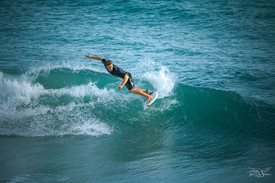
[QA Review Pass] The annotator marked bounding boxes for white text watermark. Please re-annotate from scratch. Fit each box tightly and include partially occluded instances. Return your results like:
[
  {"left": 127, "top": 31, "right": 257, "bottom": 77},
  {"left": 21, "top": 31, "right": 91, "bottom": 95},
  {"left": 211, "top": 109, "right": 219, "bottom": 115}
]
[{"left": 248, "top": 167, "right": 271, "bottom": 178}]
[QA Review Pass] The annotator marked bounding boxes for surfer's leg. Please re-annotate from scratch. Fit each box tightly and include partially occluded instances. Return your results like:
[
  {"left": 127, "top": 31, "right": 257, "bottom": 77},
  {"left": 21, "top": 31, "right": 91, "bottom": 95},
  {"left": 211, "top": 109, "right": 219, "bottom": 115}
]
[
  {"left": 130, "top": 88, "right": 152, "bottom": 102},
  {"left": 134, "top": 88, "right": 150, "bottom": 94},
  {"left": 132, "top": 88, "right": 152, "bottom": 95},
  {"left": 125, "top": 77, "right": 152, "bottom": 102}
]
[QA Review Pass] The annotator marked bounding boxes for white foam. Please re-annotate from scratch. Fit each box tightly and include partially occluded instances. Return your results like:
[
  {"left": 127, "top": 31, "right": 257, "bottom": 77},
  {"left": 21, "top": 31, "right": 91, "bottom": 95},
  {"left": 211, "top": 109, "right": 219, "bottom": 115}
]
[
  {"left": 0, "top": 72, "right": 45, "bottom": 106},
  {"left": 0, "top": 100, "right": 113, "bottom": 137},
  {"left": 0, "top": 116, "right": 112, "bottom": 137},
  {"left": 67, "top": 119, "right": 113, "bottom": 136},
  {"left": 0, "top": 72, "right": 116, "bottom": 137}
]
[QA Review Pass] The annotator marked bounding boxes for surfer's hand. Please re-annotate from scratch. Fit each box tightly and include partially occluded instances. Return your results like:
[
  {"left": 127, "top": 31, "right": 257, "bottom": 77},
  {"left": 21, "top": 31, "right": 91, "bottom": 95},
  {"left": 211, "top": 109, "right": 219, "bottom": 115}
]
[
  {"left": 118, "top": 85, "right": 123, "bottom": 90},
  {"left": 85, "top": 55, "right": 91, "bottom": 58}
]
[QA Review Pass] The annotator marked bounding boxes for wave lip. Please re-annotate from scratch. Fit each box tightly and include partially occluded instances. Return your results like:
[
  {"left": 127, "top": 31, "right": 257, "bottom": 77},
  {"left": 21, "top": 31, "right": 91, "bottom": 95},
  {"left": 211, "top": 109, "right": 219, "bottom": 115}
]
[{"left": 0, "top": 71, "right": 45, "bottom": 106}]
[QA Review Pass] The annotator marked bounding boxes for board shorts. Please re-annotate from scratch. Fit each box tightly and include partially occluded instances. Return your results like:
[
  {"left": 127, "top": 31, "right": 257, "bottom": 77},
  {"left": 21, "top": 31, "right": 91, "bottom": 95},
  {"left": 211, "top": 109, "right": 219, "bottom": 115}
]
[{"left": 125, "top": 73, "right": 135, "bottom": 91}]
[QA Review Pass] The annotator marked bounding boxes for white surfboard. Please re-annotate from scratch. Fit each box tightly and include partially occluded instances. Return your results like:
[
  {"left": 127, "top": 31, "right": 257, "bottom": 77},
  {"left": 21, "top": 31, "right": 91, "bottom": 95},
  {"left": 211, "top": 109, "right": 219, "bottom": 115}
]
[{"left": 144, "top": 92, "right": 158, "bottom": 109}]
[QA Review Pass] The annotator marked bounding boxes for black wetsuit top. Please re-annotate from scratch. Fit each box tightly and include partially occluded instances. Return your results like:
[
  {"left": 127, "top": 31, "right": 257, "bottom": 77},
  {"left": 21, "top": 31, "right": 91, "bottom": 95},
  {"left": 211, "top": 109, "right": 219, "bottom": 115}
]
[
  {"left": 101, "top": 58, "right": 135, "bottom": 90},
  {"left": 101, "top": 59, "right": 129, "bottom": 78}
]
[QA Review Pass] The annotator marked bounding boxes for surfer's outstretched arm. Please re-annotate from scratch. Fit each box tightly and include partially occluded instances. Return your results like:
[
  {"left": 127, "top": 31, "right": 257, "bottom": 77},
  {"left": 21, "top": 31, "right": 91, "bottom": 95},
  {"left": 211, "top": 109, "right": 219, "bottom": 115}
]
[{"left": 85, "top": 55, "right": 103, "bottom": 61}]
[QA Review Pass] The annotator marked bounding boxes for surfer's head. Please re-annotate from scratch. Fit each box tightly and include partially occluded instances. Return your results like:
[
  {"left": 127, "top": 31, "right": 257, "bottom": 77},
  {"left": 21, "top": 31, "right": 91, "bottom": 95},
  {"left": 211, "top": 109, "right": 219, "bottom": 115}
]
[{"left": 105, "top": 60, "right": 113, "bottom": 71}]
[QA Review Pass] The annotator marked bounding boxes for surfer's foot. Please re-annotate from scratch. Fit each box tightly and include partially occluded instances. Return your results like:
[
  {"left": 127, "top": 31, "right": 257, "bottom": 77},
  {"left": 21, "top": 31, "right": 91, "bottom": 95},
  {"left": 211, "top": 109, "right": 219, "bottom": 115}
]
[{"left": 146, "top": 95, "right": 153, "bottom": 105}]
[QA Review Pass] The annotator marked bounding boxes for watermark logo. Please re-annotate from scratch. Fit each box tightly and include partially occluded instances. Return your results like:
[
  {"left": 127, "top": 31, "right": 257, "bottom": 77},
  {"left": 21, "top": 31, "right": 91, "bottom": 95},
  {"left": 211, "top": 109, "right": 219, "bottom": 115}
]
[{"left": 248, "top": 167, "right": 271, "bottom": 178}]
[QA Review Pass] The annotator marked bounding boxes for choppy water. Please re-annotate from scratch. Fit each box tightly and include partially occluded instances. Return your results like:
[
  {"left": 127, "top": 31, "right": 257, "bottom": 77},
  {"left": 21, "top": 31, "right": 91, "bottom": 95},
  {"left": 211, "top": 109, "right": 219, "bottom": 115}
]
[{"left": 1, "top": 0, "right": 275, "bottom": 182}]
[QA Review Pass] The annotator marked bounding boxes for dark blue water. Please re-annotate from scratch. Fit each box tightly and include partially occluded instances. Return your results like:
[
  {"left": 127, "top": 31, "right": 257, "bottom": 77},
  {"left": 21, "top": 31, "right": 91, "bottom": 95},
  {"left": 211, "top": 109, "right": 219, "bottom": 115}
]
[{"left": 1, "top": 0, "right": 275, "bottom": 182}]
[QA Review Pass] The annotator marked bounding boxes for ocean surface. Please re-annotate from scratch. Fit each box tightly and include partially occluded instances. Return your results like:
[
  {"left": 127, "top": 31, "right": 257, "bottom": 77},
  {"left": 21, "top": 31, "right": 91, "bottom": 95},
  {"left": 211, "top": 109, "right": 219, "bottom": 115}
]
[{"left": 1, "top": 0, "right": 275, "bottom": 182}]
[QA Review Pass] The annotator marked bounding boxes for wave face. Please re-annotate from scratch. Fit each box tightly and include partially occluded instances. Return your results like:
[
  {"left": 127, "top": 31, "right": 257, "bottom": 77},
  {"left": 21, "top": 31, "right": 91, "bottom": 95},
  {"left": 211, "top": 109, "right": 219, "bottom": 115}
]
[
  {"left": 0, "top": 61, "right": 176, "bottom": 137},
  {"left": 1, "top": 63, "right": 274, "bottom": 140}
]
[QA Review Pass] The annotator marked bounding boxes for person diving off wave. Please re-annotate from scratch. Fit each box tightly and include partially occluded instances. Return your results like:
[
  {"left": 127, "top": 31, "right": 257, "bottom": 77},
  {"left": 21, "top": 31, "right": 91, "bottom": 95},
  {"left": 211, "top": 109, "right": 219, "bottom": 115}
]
[{"left": 85, "top": 55, "right": 153, "bottom": 103}]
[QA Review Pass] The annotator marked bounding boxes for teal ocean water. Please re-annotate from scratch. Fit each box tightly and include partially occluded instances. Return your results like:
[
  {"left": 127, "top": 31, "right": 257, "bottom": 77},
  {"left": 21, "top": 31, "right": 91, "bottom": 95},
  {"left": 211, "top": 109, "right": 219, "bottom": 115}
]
[{"left": 1, "top": 0, "right": 275, "bottom": 182}]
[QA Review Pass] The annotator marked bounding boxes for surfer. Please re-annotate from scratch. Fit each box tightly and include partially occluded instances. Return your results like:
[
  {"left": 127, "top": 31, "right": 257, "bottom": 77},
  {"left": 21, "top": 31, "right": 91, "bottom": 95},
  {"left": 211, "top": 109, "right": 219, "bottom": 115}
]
[{"left": 85, "top": 55, "right": 153, "bottom": 103}]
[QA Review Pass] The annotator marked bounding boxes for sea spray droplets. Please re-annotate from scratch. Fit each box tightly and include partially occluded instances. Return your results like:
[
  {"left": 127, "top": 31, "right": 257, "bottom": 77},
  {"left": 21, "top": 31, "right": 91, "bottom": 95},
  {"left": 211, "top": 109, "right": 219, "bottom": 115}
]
[
  {"left": 144, "top": 66, "right": 175, "bottom": 98},
  {"left": 131, "top": 58, "right": 175, "bottom": 98},
  {"left": 68, "top": 119, "right": 113, "bottom": 136}
]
